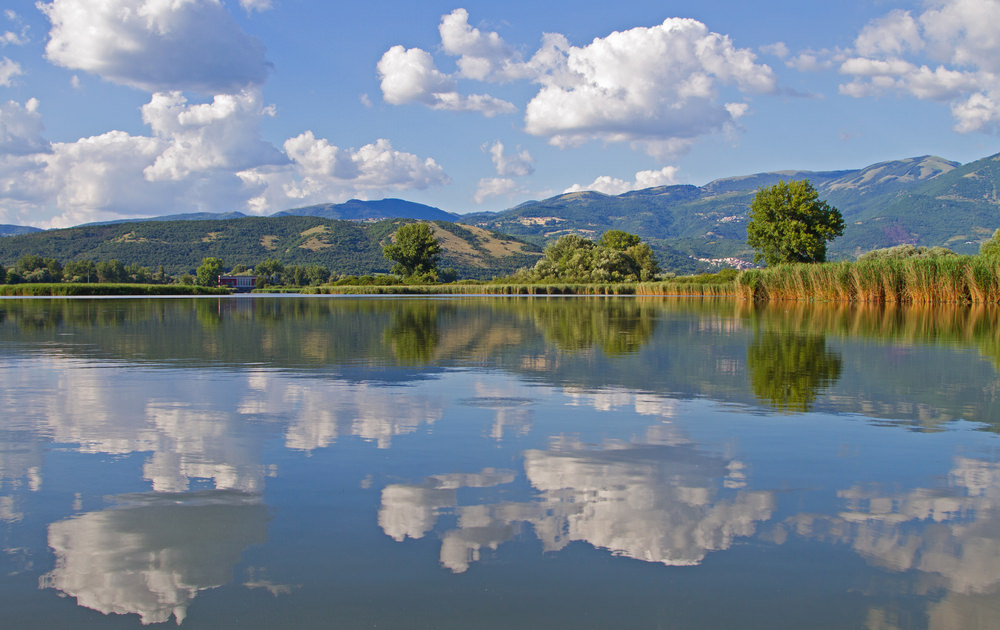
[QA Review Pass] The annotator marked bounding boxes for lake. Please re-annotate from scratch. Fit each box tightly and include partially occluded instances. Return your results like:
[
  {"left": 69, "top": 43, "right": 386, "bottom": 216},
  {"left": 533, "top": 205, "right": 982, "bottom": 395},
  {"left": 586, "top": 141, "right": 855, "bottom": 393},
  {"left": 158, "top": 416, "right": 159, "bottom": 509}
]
[{"left": 0, "top": 296, "right": 998, "bottom": 629}]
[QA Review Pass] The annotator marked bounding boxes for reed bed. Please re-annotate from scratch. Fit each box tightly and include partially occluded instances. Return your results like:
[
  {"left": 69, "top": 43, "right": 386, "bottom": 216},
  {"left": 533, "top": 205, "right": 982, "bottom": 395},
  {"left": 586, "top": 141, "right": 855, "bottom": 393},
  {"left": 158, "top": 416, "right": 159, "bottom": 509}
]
[
  {"left": 736, "top": 257, "right": 1000, "bottom": 303},
  {"left": 263, "top": 281, "right": 737, "bottom": 296},
  {"left": 0, "top": 283, "right": 229, "bottom": 296}
]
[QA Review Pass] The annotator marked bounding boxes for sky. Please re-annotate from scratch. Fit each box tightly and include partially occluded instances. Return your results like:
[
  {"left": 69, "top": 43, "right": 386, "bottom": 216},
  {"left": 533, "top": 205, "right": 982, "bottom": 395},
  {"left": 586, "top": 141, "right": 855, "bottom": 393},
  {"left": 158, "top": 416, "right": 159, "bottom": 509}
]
[{"left": 1, "top": 0, "right": 999, "bottom": 228}]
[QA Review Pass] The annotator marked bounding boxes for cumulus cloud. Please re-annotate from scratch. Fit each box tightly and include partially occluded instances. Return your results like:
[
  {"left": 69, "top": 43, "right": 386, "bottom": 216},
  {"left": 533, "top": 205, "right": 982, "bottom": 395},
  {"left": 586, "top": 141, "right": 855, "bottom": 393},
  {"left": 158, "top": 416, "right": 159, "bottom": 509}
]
[
  {"left": 840, "top": 0, "right": 1000, "bottom": 133},
  {"left": 377, "top": 45, "right": 516, "bottom": 116},
  {"left": 0, "top": 98, "right": 48, "bottom": 155},
  {"left": 239, "top": 132, "right": 451, "bottom": 214},
  {"left": 239, "top": 0, "right": 273, "bottom": 12},
  {"left": 141, "top": 90, "right": 285, "bottom": 181},
  {"left": 855, "top": 10, "right": 923, "bottom": 57},
  {"left": 473, "top": 177, "right": 518, "bottom": 203},
  {"left": 760, "top": 42, "right": 790, "bottom": 59},
  {"left": 522, "top": 18, "right": 776, "bottom": 155},
  {"left": 564, "top": 166, "right": 680, "bottom": 196},
  {"left": 1, "top": 10, "right": 29, "bottom": 46},
  {"left": 0, "top": 93, "right": 450, "bottom": 227},
  {"left": 485, "top": 141, "right": 533, "bottom": 176},
  {"left": 0, "top": 56, "right": 22, "bottom": 86},
  {"left": 38, "top": 0, "right": 270, "bottom": 94},
  {"left": 380, "top": 10, "right": 774, "bottom": 146},
  {"left": 438, "top": 8, "right": 519, "bottom": 81}
]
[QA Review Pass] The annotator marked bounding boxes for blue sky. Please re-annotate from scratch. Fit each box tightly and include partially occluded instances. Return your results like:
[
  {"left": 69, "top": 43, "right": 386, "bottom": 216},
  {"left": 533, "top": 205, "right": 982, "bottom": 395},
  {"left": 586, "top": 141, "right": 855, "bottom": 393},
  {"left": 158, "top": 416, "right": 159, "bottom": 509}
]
[{"left": 1, "top": 0, "right": 998, "bottom": 228}]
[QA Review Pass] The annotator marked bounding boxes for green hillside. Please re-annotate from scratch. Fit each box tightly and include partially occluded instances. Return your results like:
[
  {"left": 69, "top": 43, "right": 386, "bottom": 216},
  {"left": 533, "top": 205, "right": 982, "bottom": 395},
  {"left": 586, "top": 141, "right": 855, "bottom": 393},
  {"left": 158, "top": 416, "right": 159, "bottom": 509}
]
[
  {"left": 0, "top": 216, "right": 542, "bottom": 280},
  {"left": 461, "top": 153, "right": 995, "bottom": 266}
]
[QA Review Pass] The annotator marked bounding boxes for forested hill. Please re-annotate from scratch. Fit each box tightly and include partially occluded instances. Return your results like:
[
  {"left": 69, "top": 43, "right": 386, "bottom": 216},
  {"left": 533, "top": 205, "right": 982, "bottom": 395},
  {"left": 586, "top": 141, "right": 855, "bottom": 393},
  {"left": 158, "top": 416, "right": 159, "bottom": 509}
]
[
  {"left": 460, "top": 153, "right": 1000, "bottom": 262},
  {"left": 0, "top": 216, "right": 542, "bottom": 280},
  {"left": 0, "top": 224, "right": 43, "bottom": 237}
]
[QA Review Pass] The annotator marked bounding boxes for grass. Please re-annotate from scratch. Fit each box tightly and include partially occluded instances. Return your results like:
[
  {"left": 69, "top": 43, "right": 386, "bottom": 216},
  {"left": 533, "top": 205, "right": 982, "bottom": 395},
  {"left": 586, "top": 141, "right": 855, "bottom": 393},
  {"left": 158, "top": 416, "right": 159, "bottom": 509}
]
[
  {"left": 736, "top": 256, "right": 1000, "bottom": 303},
  {"left": 256, "top": 279, "right": 738, "bottom": 296},
  {"left": 0, "top": 283, "right": 231, "bottom": 296}
]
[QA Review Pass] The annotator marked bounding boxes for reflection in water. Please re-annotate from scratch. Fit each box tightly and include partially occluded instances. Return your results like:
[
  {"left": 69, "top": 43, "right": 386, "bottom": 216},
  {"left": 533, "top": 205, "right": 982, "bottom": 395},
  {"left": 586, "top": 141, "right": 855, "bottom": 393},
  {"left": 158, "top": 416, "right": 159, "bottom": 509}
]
[
  {"left": 788, "top": 457, "right": 1000, "bottom": 595},
  {"left": 380, "top": 422, "right": 774, "bottom": 572},
  {"left": 385, "top": 304, "right": 441, "bottom": 363},
  {"left": 746, "top": 332, "right": 843, "bottom": 412},
  {"left": 40, "top": 491, "right": 267, "bottom": 625},
  {"left": 1, "top": 297, "right": 1000, "bottom": 628},
  {"left": 784, "top": 456, "right": 1000, "bottom": 630},
  {"left": 529, "top": 299, "right": 659, "bottom": 355}
]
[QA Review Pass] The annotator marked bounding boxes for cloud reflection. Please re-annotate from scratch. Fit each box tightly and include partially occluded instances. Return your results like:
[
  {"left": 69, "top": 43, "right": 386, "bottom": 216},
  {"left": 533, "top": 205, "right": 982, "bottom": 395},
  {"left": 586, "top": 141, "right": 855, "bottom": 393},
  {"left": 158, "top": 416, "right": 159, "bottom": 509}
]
[
  {"left": 40, "top": 491, "right": 267, "bottom": 625},
  {"left": 379, "top": 425, "right": 774, "bottom": 572}
]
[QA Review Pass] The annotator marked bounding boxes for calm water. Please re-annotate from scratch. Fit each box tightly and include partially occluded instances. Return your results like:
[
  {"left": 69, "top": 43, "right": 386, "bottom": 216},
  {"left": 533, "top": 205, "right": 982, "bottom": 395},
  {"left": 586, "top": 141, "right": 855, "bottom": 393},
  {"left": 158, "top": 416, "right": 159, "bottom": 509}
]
[{"left": 0, "top": 296, "right": 998, "bottom": 629}]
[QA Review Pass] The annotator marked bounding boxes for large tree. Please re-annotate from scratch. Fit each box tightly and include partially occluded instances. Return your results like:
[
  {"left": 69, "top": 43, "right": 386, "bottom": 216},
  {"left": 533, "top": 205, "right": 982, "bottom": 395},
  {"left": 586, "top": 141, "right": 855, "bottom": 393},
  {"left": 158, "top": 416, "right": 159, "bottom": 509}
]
[
  {"left": 383, "top": 222, "right": 441, "bottom": 279},
  {"left": 746, "top": 180, "right": 844, "bottom": 266},
  {"left": 196, "top": 257, "right": 224, "bottom": 287}
]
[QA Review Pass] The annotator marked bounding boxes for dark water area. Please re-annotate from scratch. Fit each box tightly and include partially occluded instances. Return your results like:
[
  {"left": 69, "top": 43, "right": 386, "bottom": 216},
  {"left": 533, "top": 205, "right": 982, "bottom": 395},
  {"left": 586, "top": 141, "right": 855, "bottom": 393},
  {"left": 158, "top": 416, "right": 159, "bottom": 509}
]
[{"left": 0, "top": 296, "right": 998, "bottom": 629}]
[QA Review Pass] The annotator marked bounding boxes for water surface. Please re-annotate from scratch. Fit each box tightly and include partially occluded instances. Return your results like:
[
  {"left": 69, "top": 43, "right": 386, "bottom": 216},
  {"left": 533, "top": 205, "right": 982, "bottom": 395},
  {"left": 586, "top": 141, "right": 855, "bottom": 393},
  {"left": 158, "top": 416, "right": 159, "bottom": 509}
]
[{"left": 1, "top": 296, "right": 998, "bottom": 629}]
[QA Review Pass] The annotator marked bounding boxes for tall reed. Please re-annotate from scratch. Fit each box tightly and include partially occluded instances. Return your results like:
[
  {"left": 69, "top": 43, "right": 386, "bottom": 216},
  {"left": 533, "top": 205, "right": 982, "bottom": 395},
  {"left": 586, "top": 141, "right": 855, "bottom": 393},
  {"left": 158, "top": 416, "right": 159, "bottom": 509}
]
[{"left": 735, "top": 256, "right": 1000, "bottom": 303}]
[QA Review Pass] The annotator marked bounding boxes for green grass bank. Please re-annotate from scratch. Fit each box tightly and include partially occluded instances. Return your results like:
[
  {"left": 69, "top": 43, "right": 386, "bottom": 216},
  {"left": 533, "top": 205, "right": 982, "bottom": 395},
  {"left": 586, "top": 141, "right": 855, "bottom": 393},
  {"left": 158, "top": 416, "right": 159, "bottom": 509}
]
[
  {"left": 0, "top": 283, "right": 231, "bottom": 296},
  {"left": 258, "top": 280, "right": 736, "bottom": 296}
]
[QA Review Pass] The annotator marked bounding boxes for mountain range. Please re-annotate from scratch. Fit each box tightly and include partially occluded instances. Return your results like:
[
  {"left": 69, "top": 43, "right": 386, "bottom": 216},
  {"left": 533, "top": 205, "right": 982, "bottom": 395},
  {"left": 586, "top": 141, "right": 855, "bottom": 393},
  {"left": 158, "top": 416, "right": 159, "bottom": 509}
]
[
  {"left": 461, "top": 153, "right": 1000, "bottom": 264},
  {"left": 1, "top": 151, "right": 998, "bottom": 274}
]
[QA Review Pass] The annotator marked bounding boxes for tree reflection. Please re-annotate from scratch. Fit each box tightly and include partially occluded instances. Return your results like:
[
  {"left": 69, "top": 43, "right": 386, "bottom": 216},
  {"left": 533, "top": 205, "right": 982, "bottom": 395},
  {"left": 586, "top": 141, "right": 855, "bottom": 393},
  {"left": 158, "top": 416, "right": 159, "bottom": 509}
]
[
  {"left": 385, "top": 304, "right": 440, "bottom": 363},
  {"left": 746, "top": 331, "right": 843, "bottom": 412},
  {"left": 529, "top": 299, "right": 658, "bottom": 355}
]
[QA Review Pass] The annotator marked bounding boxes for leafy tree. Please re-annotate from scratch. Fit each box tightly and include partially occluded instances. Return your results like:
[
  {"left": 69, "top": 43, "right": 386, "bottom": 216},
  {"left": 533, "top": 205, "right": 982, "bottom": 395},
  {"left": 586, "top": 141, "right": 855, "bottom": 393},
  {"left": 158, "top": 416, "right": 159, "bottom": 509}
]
[
  {"left": 0, "top": 262, "right": 5, "bottom": 284},
  {"left": 306, "top": 264, "right": 331, "bottom": 285},
  {"left": 598, "top": 230, "right": 641, "bottom": 251},
  {"left": 516, "top": 231, "right": 659, "bottom": 283},
  {"left": 16, "top": 254, "right": 62, "bottom": 282},
  {"left": 126, "top": 263, "right": 152, "bottom": 284},
  {"left": 383, "top": 222, "right": 441, "bottom": 278},
  {"left": 96, "top": 260, "right": 127, "bottom": 283},
  {"left": 64, "top": 260, "right": 97, "bottom": 283},
  {"left": 255, "top": 259, "right": 284, "bottom": 286},
  {"left": 196, "top": 257, "right": 224, "bottom": 287},
  {"left": 981, "top": 229, "right": 1000, "bottom": 258},
  {"left": 746, "top": 180, "right": 844, "bottom": 266}
]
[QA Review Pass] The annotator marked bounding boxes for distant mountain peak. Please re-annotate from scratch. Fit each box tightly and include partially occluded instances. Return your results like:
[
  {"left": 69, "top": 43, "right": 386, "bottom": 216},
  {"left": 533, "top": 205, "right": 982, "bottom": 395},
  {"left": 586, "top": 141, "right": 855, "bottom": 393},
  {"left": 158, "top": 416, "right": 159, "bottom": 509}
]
[{"left": 274, "top": 198, "right": 457, "bottom": 221}]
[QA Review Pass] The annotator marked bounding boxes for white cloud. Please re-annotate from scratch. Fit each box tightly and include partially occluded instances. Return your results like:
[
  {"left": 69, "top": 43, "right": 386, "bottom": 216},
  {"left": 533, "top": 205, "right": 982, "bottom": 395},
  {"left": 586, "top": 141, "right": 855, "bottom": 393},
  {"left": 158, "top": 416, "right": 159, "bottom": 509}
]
[
  {"left": 0, "top": 91, "right": 450, "bottom": 227},
  {"left": 522, "top": 18, "right": 776, "bottom": 155},
  {"left": 564, "top": 166, "right": 680, "bottom": 196},
  {"left": 0, "top": 56, "right": 22, "bottom": 86},
  {"left": 438, "top": 8, "right": 519, "bottom": 81},
  {"left": 0, "top": 98, "right": 48, "bottom": 155},
  {"left": 140, "top": 90, "right": 285, "bottom": 181},
  {"left": 760, "top": 42, "right": 790, "bottom": 59},
  {"left": 840, "top": 0, "right": 1000, "bottom": 133},
  {"left": 473, "top": 177, "right": 518, "bottom": 203},
  {"left": 377, "top": 45, "right": 515, "bottom": 116},
  {"left": 1, "top": 9, "right": 28, "bottom": 46},
  {"left": 239, "top": 132, "right": 450, "bottom": 214},
  {"left": 485, "top": 141, "right": 533, "bottom": 176},
  {"left": 239, "top": 0, "right": 272, "bottom": 12},
  {"left": 380, "top": 12, "right": 776, "bottom": 153},
  {"left": 855, "top": 10, "right": 923, "bottom": 57},
  {"left": 38, "top": 0, "right": 270, "bottom": 94}
]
